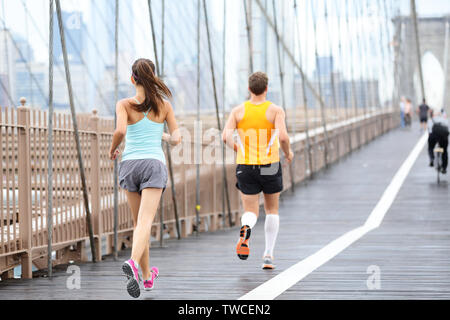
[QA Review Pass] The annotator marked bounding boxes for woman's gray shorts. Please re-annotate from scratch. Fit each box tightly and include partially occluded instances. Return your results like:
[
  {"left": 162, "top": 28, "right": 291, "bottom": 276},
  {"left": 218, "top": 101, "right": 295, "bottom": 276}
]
[{"left": 119, "top": 159, "right": 168, "bottom": 194}]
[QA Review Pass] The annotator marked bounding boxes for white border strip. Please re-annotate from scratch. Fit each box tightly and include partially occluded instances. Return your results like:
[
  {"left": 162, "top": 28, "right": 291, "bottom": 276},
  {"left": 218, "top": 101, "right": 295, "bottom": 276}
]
[{"left": 239, "top": 132, "right": 428, "bottom": 300}]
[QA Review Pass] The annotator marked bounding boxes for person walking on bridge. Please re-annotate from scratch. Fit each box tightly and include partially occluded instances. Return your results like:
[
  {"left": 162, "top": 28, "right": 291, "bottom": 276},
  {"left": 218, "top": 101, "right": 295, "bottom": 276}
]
[
  {"left": 109, "top": 58, "right": 181, "bottom": 298},
  {"left": 222, "top": 72, "right": 293, "bottom": 270},
  {"left": 417, "top": 98, "right": 431, "bottom": 132},
  {"left": 404, "top": 98, "right": 413, "bottom": 128}
]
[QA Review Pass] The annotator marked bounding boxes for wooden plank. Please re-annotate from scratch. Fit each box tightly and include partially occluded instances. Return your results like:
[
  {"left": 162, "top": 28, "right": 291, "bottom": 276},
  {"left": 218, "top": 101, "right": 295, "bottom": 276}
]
[{"left": 3, "top": 123, "right": 448, "bottom": 299}]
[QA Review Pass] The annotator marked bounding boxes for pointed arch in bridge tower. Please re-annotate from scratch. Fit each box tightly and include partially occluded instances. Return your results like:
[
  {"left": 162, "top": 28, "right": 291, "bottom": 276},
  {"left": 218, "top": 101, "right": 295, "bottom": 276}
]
[{"left": 413, "top": 51, "right": 445, "bottom": 111}]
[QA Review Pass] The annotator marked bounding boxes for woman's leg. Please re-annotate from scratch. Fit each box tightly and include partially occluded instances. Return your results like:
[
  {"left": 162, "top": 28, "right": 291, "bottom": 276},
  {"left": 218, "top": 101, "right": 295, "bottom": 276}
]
[
  {"left": 125, "top": 191, "right": 141, "bottom": 228},
  {"left": 125, "top": 191, "right": 151, "bottom": 279},
  {"left": 130, "top": 188, "right": 162, "bottom": 279}
]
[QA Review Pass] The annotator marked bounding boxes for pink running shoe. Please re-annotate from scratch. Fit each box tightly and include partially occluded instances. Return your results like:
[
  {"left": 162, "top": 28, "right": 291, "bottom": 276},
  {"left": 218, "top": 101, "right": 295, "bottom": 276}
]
[
  {"left": 143, "top": 267, "right": 159, "bottom": 291},
  {"left": 122, "top": 259, "right": 141, "bottom": 298}
]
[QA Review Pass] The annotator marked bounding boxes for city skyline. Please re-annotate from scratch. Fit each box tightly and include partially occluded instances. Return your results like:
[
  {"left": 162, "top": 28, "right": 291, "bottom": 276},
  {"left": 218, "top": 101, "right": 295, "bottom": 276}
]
[{"left": 0, "top": 0, "right": 449, "bottom": 115}]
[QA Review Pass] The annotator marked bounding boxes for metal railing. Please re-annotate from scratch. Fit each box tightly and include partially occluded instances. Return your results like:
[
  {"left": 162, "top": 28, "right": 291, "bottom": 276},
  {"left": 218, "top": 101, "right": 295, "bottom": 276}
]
[{"left": 0, "top": 105, "right": 398, "bottom": 279}]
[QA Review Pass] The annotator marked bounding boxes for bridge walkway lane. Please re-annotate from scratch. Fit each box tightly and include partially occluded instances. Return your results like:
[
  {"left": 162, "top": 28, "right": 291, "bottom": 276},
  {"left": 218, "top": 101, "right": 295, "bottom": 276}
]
[{"left": 1, "top": 125, "right": 447, "bottom": 300}]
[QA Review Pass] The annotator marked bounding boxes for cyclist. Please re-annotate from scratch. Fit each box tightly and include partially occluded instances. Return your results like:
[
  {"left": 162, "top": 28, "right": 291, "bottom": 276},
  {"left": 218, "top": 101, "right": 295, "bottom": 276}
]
[{"left": 428, "top": 109, "right": 449, "bottom": 174}]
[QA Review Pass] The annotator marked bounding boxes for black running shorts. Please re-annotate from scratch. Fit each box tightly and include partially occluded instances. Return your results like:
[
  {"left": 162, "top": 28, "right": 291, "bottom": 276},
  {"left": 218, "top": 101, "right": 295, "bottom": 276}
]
[{"left": 236, "top": 162, "right": 283, "bottom": 195}]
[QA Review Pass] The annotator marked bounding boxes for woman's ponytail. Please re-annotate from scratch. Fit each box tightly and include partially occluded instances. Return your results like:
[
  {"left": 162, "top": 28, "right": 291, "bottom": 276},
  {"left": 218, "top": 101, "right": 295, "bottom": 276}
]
[{"left": 131, "top": 58, "right": 172, "bottom": 116}]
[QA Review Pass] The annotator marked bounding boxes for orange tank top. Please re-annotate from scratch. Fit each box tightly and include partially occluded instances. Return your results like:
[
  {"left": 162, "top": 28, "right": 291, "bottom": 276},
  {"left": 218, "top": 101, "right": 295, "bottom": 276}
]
[{"left": 236, "top": 101, "right": 280, "bottom": 165}]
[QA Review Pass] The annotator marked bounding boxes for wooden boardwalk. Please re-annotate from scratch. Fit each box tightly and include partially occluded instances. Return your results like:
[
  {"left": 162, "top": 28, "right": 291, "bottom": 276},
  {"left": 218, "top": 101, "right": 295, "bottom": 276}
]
[{"left": 0, "top": 125, "right": 449, "bottom": 300}]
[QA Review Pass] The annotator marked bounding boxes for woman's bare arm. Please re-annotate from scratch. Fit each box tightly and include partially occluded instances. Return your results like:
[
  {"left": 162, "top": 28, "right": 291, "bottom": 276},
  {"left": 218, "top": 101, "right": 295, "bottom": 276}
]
[
  {"left": 163, "top": 100, "right": 181, "bottom": 146},
  {"left": 109, "top": 101, "right": 128, "bottom": 160}
]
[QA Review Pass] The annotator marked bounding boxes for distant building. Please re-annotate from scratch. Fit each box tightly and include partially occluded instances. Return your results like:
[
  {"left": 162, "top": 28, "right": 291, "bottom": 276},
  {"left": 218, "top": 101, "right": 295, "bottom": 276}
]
[
  {"left": 51, "top": 10, "right": 89, "bottom": 112},
  {"left": 53, "top": 11, "right": 85, "bottom": 65},
  {"left": 295, "top": 56, "right": 380, "bottom": 112},
  {"left": 0, "top": 29, "right": 17, "bottom": 106},
  {"left": 15, "top": 62, "right": 47, "bottom": 109}
]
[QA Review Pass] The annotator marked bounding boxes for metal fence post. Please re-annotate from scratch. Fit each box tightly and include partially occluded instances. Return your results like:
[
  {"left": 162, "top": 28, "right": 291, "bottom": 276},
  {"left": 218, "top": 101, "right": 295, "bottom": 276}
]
[
  {"left": 18, "top": 106, "right": 32, "bottom": 279},
  {"left": 89, "top": 110, "right": 102, "bottom": 262}
]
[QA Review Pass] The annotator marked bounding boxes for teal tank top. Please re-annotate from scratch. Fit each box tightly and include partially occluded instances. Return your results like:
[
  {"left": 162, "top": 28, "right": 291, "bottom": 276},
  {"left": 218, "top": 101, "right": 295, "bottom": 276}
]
[{"left": 121, "top": 98, "right": 166, "bottom": 165}]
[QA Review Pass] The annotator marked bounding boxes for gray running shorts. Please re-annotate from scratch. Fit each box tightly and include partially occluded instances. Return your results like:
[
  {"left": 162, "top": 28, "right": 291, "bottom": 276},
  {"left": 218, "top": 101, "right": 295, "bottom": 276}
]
[{"left": 119, "top": 159, "right": 168, "bottom": 194}]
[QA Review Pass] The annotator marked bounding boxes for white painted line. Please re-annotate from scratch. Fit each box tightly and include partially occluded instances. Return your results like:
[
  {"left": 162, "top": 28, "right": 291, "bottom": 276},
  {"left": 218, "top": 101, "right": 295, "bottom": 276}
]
[
  {"left": 364, "top": 132, "right": 428, "bottom": 229},
  {"left": 239, "top": 132, "right": 428, "bottom": 300}
]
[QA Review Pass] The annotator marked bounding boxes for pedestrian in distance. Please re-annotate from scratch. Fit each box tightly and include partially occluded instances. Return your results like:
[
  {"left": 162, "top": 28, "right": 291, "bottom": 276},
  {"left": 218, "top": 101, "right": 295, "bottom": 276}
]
[{"left": 417, "top": 98, "right": 431, "bottom": 133}]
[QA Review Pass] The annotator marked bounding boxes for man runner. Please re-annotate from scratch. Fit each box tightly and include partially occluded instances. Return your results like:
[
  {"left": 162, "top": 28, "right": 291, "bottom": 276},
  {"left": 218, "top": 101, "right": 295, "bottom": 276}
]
[{"left": 222, "top": 72, "right": 293, "bottom": 270}]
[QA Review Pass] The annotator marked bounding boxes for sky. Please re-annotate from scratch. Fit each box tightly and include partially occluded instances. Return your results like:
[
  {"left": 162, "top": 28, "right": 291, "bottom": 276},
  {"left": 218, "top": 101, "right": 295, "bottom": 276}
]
[
  {"left": 1, "top": 0, "right": 449, "bottom": 109},
  {"left": 2, "top": 0, "right": 449, "bottom": 64}
]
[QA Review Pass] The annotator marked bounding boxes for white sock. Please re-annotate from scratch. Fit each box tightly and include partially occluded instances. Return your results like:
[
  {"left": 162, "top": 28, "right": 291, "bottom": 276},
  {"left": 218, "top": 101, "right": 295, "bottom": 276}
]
[
  {"left": 241, "top": 212, "right": 258, "bottom": 229},
  {"left": 264, "top": 214, "right": 279, "bottom": 257}
]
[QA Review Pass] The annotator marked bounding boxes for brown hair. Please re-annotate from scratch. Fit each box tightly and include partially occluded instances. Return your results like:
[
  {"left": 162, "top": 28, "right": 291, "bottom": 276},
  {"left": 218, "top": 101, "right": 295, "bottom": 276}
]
[
  {"left": 248, "top": 72, "right": 268, "bottom": 95},
  {"left": 131, "top": 58, "right": 172, "bottom": 117}
]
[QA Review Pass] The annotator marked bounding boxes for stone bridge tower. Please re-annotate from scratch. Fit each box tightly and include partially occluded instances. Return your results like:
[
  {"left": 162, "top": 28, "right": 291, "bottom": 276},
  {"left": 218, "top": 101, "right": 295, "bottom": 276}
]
[{"left": 393, "top": 16, "right": 450, "bottom": 114}]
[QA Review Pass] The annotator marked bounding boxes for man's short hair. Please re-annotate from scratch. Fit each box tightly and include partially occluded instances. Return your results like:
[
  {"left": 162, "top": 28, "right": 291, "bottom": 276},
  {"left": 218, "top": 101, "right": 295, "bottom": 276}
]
[{"left": 249, "top": 72, "right": 268, "bottom": 95}]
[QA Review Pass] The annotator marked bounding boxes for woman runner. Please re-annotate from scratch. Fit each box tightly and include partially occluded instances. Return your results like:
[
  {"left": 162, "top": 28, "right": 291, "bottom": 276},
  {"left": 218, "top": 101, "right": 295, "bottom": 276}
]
[{"left": 109, "top": 58, "right": 180, "bottom": 298}]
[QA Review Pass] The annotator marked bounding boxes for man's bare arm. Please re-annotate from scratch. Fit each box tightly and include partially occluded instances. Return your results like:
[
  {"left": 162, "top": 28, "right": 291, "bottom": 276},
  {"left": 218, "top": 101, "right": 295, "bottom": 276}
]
[
  {"left": 274, "top": 106, "right": 293, "bottom": 163},
  {"left": 222, "top": 108, "right": 239, "bottom": 152}
]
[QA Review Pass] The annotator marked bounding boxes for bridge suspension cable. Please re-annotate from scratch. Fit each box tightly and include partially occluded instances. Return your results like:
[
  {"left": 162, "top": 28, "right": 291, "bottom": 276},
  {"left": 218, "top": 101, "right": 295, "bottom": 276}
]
[
  {"left": 271, "top": 0, "right": 295, "bottom": 191},
  {"left": 147, "top": 0, "right": 182, "bottom": 241},
  {"left": 202, "top": 0, "right": 233, "bottom": 228},
  {"left": 333, "top": 0, "right": 353, "bottom": 151},
  {"left": 54, "top": 0, "right": 97, "bottom": 263},
  {"left": 46, "top": 0, "right": 54, "bottom": 278},
  {"left": 113, "top": 0, "right": 119, "bottom": 260},
  {"left": 410, "top": 0, "right": 426, "bottom": 103},
  {"left": 310, "top": 0, "right": 331, "bottom": 166},
  {"left": 293, "top": 0, "right": 314, "bottom": 178}
]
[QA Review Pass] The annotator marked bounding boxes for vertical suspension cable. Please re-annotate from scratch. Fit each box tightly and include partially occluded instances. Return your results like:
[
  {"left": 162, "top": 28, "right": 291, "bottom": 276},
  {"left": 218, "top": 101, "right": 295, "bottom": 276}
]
[
  {"left": 55, "top": 0, "right": 97, "bottom": 263},
  {"left": 351, "top": 0, "right": 371, "bottom": 145},
  {"left": 334, "top": 0, "right": 352, "bottom": 152},
  {"left": 323, "top": 0, "right": 339, "bottom": 122},
  {"left": 163, "top": 0, "right": 182, "bottom": 240},
  {"left": 47, "top": 0, "right": 54, "bottom": 278},
  {"left": 147, "top": 0, "right": 181, "bottom": 241},
  {"left": 113, "top": 0, "right": 119, "bottom": 260},
  {"left": 376, "top": 0, "right": 390, "bottom": 113},
  {"left": 323, "top": 0, "right": 341, "bottom": 160},
  {"left": 344, "top": 0, "right": 359, "bottom": 120},
  {"left": 353, "top": 0, "right": 370, "bottom": 122},
  {"left": 360, "top": 1, "right": 379, "bottom": 115},
  {"left": 244, "top": 0, "right": 254, "bottom": 74},
  {"left": 195, "top": 0, "right": 201, "bottom": 235},
  {"left": 366, "top": 0, "right": 384, "bottom": 131},
  {"left": 202, "top": 0, "right": 233, "bottom": 227},
  {"left": 310, "top": 0, "right": 331, "bottom": 167},
  {"left": 442, "top": 18, "right": 449, "bottom": 113},
  {"left": 272, "top": 0, "right": 295, "bottom": 191},
  {"left": 148, "top": 0, "right": 160, "bottom": 76},
  {"left": 293, "top": 0, "right": 314, "bottom": 178},
  {"left": 384, "top": 0, "right": 398, "bottom": 111},
  {"left": 410, "top": 0, "right": 426, "bottom": 103},
  {"left": 161, "top": 0, "right": 165, "bottom": 78},
  {"left": 221, "top": 0, "right": 227, "bottom": 228},
  {"left": 358, "top": 0, "right": 379, "bottom": 132},
  {"left": 1, "top": 0, "right": 13, "bottom": 106},
  {"left": 22, "top": 1, "right": 34, "bottom": 107}
]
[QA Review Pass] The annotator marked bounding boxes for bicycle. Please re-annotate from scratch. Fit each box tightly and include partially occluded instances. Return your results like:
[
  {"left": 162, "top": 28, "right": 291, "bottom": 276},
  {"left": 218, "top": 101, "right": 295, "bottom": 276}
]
[{"left": 434, "top": 144, "right": 444, "bottom": 184}]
